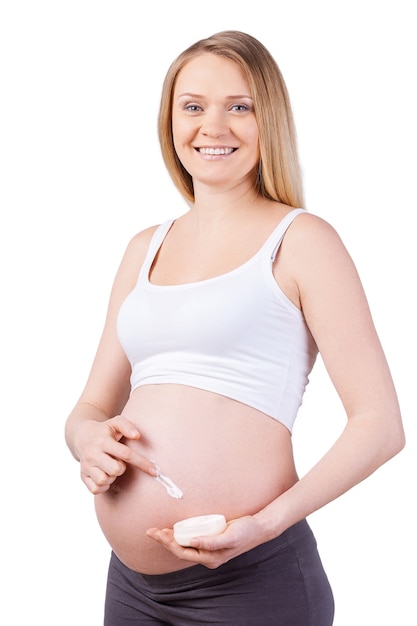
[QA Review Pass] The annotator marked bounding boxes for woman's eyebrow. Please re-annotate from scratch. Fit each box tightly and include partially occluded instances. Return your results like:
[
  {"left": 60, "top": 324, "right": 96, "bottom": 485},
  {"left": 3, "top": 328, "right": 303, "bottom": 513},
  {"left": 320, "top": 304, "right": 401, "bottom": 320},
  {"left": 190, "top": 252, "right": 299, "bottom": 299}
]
[{"left": 176, "top": 92, "right": 253, "bottom": 100}]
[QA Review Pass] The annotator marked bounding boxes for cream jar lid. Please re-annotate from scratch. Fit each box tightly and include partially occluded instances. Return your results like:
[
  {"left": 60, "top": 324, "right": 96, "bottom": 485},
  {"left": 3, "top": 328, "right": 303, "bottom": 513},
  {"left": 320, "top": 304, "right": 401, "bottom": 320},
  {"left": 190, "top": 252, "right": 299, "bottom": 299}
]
[{"left": 173, "top": 514, "right": 226, "bottom": 546}]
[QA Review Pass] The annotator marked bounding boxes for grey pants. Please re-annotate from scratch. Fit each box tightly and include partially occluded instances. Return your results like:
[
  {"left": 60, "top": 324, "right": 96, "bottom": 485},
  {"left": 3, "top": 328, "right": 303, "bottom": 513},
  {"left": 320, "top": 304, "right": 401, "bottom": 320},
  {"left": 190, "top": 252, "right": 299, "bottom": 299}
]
[{"left": 104, "top": 519, "right": 334, "bottom": 625}]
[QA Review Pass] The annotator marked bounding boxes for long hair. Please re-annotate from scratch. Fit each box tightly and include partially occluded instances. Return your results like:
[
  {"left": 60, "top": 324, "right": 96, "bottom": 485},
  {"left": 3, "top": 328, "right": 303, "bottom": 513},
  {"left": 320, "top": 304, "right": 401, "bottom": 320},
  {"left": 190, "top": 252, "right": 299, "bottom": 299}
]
[{"left": 158, "top": 30, "right": 304, "bottom": 208}]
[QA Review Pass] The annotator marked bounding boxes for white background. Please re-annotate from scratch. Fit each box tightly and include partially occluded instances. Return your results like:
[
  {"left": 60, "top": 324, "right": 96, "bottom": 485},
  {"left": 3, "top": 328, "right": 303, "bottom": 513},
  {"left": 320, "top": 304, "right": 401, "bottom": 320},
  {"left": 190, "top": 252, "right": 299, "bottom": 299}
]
[{"left": 1, "top": 1, "right": 415, "bottom": 624}]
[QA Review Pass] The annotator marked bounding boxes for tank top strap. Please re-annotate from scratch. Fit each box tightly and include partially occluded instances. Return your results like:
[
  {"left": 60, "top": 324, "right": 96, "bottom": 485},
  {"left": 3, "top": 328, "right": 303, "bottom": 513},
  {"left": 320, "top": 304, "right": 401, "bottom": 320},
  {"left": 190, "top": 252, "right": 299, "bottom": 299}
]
[
  {"left": 268, "top": 208, "right": 306, "bottom": 262},
  {"left": 136, "top": 219, "right": 175, "bottom": 283}
]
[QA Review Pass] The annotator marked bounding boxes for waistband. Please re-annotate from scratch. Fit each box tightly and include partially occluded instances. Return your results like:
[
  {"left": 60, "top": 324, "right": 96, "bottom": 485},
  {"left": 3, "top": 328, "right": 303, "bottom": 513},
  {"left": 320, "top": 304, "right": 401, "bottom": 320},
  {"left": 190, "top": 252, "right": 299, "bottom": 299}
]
[{"left": 129, "top": 518, "right": 313, "bottom": 587}]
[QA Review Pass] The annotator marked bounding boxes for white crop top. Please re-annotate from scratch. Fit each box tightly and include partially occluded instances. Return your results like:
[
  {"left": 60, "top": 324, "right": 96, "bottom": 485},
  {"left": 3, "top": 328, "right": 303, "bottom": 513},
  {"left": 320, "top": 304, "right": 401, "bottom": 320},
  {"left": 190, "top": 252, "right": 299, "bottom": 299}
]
[{"left": 117, "top": 208, "right": 318, "bottom": 431}]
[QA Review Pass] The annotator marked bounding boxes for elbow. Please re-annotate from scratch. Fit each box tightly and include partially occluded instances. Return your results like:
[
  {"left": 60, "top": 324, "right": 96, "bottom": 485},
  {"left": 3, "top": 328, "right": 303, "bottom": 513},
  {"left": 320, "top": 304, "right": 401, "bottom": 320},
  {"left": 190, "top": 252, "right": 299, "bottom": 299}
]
[
  {"left": 382, "top": 416, "right": 406, "bottom": 463},
  {"left": 392, "top": 424, "right": 406, "bottom": 456}
]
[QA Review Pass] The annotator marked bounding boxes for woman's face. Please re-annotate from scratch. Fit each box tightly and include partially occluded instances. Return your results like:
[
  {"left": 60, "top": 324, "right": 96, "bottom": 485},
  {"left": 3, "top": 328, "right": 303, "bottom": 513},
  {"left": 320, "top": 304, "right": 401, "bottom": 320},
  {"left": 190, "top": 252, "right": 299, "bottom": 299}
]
[{"left": 172, "top": 53, "right": 260, "bottom": 193}]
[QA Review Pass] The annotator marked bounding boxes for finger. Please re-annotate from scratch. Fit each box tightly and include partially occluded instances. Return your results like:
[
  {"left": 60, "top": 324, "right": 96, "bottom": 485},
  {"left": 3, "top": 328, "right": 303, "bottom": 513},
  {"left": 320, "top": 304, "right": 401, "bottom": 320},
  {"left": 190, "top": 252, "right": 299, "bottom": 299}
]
[
  {"left": 108, "top": 415, "right": 141, "bottom": 441},
  {"left": 105, "top": 419, "right": 158, "bottom": 476},
  {"left": 83, "top": 473, "right": 111, "bottom": 495},
  {"left": 146, "top": 529, "right": 201, "bottom": 560},
  {"left": 146, "top": 528, "right": 230, "bottom": 568},
  {"left": 189, "top": 534, "right": 230, "bottom": 551},
  {"left": 87, "top": 457, "right": 126, "bottom": 483},
  {"left": 113, "top": 444, "right": 158, "bottom": 476},
  {"left": 88, "top": 451, "right": 126, "bottom": 479}
]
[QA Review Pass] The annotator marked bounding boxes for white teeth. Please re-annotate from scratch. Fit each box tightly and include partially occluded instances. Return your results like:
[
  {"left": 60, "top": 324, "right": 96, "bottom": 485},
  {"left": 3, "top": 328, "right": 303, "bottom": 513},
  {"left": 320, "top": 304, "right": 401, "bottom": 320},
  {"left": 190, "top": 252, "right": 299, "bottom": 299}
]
[{"left": 199, "top": 147, "right": 234, "bottom": 155}]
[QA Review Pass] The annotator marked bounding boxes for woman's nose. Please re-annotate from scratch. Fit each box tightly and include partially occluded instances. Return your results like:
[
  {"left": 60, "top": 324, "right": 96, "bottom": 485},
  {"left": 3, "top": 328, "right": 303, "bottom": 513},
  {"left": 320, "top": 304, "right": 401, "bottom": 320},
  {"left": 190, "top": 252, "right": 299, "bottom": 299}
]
[{"left": 200, "top": 109, "right": 228, "bottom": 138}]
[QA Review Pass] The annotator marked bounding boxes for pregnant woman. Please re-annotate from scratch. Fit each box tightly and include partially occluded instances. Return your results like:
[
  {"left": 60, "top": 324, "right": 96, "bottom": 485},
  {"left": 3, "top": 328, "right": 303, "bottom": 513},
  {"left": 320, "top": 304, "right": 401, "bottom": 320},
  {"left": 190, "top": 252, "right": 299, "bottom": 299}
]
[{"left": 65, "top": 30, "right": 405, "bottom": 625}]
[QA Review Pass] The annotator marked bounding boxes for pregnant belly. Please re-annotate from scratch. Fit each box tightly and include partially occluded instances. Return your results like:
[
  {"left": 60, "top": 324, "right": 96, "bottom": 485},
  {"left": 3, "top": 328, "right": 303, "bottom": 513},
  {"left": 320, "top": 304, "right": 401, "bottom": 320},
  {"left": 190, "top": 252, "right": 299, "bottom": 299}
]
[{"left": 94, "top": 384, "right": 297, "bottom": 574}]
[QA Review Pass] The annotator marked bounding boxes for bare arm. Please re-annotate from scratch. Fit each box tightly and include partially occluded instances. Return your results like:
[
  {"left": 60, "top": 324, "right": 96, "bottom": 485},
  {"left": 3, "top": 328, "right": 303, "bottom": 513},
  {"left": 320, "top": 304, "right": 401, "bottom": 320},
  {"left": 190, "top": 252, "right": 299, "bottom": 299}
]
[
  {"left": 254, "top": 213, "right": 405, "bottom": 537},
  {"left": 147, "top": 213, "right": 405, "bottom": 565},
  {"left": 65, "top": 226, "right": 159, "bottom": 493}
]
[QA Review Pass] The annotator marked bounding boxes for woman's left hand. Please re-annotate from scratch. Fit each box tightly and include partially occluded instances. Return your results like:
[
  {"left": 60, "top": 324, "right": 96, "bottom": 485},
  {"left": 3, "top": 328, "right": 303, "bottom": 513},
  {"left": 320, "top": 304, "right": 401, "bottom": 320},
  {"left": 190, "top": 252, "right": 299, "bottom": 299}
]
[{"left": 146, "top": 515, "right": 263, "bottom": 569}]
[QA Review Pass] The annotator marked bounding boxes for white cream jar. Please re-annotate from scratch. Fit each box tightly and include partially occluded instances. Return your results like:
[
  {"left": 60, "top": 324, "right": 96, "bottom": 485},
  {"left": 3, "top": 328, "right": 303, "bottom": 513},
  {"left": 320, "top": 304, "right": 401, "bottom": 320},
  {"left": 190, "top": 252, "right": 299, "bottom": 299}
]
[{"left": 173, "top": 514, "right": 227, "bottom": 547}]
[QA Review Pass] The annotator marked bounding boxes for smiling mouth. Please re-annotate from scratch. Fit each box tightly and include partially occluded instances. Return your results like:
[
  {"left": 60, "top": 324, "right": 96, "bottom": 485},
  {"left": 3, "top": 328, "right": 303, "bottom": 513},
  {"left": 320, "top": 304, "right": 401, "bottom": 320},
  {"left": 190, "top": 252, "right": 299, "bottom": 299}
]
[{"left": 197, "top": 147, "right": 236, "bottom": 155}]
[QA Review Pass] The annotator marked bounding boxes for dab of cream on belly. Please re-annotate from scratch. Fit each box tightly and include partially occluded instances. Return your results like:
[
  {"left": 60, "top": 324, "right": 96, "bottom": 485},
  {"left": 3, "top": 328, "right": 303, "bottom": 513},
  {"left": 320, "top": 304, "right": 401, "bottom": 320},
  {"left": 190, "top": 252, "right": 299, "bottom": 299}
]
[{"left": 151, "top": 461, "right": 183, "bottom": 499}]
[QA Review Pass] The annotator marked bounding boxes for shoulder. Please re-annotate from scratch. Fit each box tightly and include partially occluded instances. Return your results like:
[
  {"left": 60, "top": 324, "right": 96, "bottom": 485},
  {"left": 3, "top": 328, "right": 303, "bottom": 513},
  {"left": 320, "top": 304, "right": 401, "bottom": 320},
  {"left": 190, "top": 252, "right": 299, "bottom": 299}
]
[
  {"left": 275, "top": 210, "right": 358, "bottom": 308},
  {"left": 286, "top": 210, "right": 342, "bottom": 244},
  {"left": 121, "top": 222, "right": 170, "bottom": 272},
  {"left": 124, "top": 223, "right": 162, "bottom": 258},
  {"left": 112, "top": 224, "right": 162, "bottom": 295},
  {"left": 282, "top": 210, "right": 351, "bottom": 269}
]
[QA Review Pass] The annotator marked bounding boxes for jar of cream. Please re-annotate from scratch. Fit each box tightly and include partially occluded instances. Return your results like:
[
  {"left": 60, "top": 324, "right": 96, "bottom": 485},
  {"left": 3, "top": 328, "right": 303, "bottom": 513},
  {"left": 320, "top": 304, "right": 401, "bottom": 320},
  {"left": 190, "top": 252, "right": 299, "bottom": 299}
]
[{"left": 173, "top": 514, "right": 227, "bottom": 547}]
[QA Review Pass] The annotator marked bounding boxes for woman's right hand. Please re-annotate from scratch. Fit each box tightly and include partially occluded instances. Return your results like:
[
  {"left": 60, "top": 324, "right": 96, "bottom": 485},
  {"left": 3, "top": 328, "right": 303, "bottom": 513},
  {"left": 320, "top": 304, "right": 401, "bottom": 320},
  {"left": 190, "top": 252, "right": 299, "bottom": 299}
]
[{"left": 74, "top": 416, "right": 157, "bottom": 494}]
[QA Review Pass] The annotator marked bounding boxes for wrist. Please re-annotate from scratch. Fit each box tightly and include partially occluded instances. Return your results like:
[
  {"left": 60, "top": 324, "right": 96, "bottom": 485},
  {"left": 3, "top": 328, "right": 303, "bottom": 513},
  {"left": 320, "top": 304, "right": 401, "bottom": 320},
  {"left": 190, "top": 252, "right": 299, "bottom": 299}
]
[
  {"left": 252, "top": 508, "right": 286, "bottom": 542},
  {"left": 252, "top": 492, "right": 303, "bottom": 542}
]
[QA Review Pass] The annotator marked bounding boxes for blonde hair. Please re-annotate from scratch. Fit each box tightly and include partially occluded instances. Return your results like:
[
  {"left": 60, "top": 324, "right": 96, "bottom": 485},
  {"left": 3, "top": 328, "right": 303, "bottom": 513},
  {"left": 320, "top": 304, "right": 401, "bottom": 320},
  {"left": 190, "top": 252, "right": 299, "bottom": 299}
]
[{"left": 158, "top": 30, "right": 304, "bottom": 208}]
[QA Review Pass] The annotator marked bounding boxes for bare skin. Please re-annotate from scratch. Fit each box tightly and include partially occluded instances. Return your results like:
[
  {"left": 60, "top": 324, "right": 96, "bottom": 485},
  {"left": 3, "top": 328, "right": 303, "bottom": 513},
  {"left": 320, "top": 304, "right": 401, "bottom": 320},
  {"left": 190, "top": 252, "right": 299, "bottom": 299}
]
[
  {"left": 94, "top": 384, "right": 297, "bottom": 573},
  {"left": 65, "top": 53, "right": 404, "bottom": 575}
]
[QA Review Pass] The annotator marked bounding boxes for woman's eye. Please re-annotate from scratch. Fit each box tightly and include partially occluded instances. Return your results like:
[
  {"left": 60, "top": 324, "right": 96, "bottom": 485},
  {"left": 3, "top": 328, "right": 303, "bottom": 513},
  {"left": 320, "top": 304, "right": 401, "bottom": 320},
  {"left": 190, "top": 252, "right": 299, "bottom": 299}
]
[
  {"left": 185, "top": 104, "right": 202, "bottom": 112},
  {"left": 231, "top": 104, "right": 250, "bottom": 112}
]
